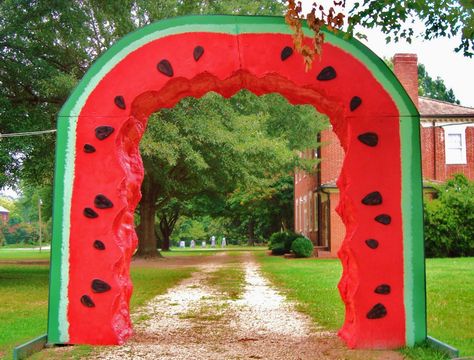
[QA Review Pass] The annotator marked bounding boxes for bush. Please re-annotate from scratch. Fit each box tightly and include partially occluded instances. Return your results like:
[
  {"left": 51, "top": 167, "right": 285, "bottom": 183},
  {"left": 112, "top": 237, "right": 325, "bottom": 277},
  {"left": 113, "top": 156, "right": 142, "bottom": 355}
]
[
  {"left": 268, "top": 231, "right": 300, "bottom": 254},
  {"left": 424, "top": 174, "right": 474, "bottom": 257},
  {"left": 270, "top": 243, "right": 286, "bottom": 255},
  {"left": 1, "top": 222, "right": 38, "bottom": 245},
  {"left": 291, "top": 237, "right": 314, "bottom": 258}
]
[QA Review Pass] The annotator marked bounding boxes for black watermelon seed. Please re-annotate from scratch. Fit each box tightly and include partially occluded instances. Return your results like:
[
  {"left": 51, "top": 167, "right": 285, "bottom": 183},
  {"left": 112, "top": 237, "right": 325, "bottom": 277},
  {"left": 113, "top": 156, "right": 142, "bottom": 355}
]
[
  {"left": 365, "top": 239, "right": 379, "bottom": 249},
  {"left": 375, "top": 284, "right": 391, "bottom": 295},
  {"left": 281, "top": 46, "right": 293, "bottom": 61},
  {"left": 93, "top": 240, "right": 106, "bottom": 250},
  {"left": 83, "top": 144, "right": 96, "bottom": 153},
  {"left": 357, "top": 132, "right": 378, "bottom": 147},
  {"left": 193, "top": 46, "right": 204, "bottom": 61},
  {"left": 367, "top": 303, "right": 387, "bottom": 319},
  {"left": 84, "top": 208, "right": 98, "bottom": 219},
  {"left": 375, "top": 214, "right": 392, "bottom": 225},
  {"left": 157, "top": 59, "right": 173, "bottom": 77},
  {"left": 92, "top": 279, "right": 111, "bottom": 293},
  {"left": 114, "top": 95, "right": 126, "bottom": 110},
  {"left": 317, "top": 66, "right": 337, "bottom": 81},
  {"left": 362, "top": 191, "right": 383, "bottom": 206},
  {"left": 350, "top": 96, "right": 362, "bottom": 111},
  {"left": 95, "top": 126, "right": 114, "bottom": 140},
  {"left": 80, "top": 295, "right": 95, "bottom": 308},
  {"left": 94, "top": 194, "right": 113, "bottom": 209}
]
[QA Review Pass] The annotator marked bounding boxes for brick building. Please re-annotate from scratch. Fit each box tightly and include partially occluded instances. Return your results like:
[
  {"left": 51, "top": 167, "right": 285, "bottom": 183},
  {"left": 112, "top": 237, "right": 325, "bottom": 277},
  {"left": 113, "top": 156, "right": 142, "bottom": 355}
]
[
  {"left": 294, "top": 53, "right": 474, "bottom": 257},
  {"left": 0, "top": 205, "right": 9, "bottom": 224}
]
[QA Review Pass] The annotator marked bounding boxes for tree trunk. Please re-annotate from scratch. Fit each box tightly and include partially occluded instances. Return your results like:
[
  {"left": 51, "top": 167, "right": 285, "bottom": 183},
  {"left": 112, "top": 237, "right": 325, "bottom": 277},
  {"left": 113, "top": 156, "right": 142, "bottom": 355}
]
[
  {"left": 161, "top": 231, "right": 171, "bottom": 251},
  {"left": 159, "top": 207, "right": 180, "bottom": 251},
  {"left": 136, "top": 173, "right": 162, "bottom": 258},
  {"left": 247, "top": 219, "right": 255, "bottom": 246}
]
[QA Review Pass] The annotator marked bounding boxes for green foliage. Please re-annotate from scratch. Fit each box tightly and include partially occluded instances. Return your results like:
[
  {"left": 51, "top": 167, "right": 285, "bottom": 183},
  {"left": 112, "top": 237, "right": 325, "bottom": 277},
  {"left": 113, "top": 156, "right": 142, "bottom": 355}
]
[
  {"left": 268, "top": 230, "right": 301, "bottom": 255},
  {"left": 0, "top": 0, "right": 285, "bottom": 190},
  {"left": 1, "top": 222, "right": 38, "bottom": 245},
  {"left": 140, "top": 90, "right": 327, "bottom": 248},
  {"left": 424, "top": 174, "right": 474, "bottom": 257},
  {"left": 0, "top": 184, "right": 52, "bottom": 246},
  {"left": 418, "top": 64, "right": 460, "bottom": 104},
  {"left": 270, "top": 243, "right": 286, "bottom": 255},
  {"left": 349, "top": 0, "right": 474, "bottom": 57},
  {"left": 291, "top": 237, "right": 314, "bottom": 258}
]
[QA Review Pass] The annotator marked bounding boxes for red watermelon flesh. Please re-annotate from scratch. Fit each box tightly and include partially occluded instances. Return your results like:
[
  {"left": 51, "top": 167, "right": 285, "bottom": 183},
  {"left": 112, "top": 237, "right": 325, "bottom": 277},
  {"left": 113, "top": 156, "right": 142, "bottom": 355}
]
[{"left": 67, "top": 31, "right": 405, "bottom": 348}]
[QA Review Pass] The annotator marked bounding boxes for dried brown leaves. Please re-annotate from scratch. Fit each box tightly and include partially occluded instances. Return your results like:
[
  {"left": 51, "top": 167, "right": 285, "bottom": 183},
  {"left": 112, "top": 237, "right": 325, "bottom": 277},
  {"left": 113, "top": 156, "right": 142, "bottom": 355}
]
[{"left": 285, "top": 1, "right": 345, "bottom": 71}]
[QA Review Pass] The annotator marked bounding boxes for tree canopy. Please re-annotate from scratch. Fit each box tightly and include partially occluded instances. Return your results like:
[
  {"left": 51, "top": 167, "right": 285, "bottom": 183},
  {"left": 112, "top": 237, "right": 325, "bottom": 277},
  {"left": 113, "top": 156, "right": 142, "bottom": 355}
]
[
  {"left": 348, "top": 0, "right": 474, "bottom": 57},
  {"left": 136, "top": 90, "right": 327, "bottom": 255},
  {"left": 0, "top": 0, "right": 285, "bottom": 190},
  {"left": 418, "top": 64, "right": 460, "bottom": 104},
  {"left": 384, "top": 58, "right": 460, "bottom": 104}
]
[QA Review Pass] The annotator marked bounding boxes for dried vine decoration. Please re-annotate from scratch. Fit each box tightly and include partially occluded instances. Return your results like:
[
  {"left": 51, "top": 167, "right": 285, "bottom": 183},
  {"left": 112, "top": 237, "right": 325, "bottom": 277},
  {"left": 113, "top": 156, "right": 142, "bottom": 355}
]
[{"left": 285, "top": 1, "right": 346, "bottom": 71}]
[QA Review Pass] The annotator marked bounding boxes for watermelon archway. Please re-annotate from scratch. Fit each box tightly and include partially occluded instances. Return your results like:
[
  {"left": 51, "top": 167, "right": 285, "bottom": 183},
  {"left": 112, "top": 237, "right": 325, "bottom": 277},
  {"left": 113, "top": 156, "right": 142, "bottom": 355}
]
[{"left": 47, "top": 15, "right": 426, "bottom": 349}]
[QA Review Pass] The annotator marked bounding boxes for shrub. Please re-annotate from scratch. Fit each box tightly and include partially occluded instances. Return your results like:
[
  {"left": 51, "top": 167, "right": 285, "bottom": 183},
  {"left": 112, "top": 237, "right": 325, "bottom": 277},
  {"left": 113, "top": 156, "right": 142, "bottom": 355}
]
[
  {"left": 1, "top": 222, "right": 38, "bottom": 245},
  {"left": 291, "top": 237, "right": 314, "bottom": 258},
  {"left": 268, "top": 231, "right": 300, "bottom": 254},
  {"left": 424, "top": 174, "right": 474, "bottom": 257},
  {"left": 270, "top": 243, "right": 286, "bottom": 255}
]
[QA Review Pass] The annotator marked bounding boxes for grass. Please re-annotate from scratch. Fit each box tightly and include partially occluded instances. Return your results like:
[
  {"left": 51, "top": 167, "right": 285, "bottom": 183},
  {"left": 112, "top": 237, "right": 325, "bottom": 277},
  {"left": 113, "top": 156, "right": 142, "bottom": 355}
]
[
  {"left": 0, "top": 262, "right": 194, "bottom": 360},
  {"left": 425, "top": 257, "right": 474, "bottom": 356},
  {"left": 207, "top": 264, "right": 246, "bottom": 300},
  {"left": 1, "top": 244, "right": 48, "bottom": 249},
  {"left": 179, "top": 303, "right": 226, "bottom": 322},
  {"left": 0, "top": 249, "right": 50, "bottom": 260},
  {"left": 129, "top": 266, "right": 195, "bottom": 308},
  {"left": 257, "top": 254, "right": 474, "bottom": 359},
  {"left": 0, "top": 265, "right": 49, "bottom": 360},
  {"left": 257, "top": 255, "right": 344, "bottom": 329}
]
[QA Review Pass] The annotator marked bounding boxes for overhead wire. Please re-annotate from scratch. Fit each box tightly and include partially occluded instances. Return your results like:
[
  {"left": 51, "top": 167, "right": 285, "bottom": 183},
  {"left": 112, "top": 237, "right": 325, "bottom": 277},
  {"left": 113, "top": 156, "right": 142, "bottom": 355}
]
[{"left": 0, "top": 129, "right": 56, "bottom": 138}]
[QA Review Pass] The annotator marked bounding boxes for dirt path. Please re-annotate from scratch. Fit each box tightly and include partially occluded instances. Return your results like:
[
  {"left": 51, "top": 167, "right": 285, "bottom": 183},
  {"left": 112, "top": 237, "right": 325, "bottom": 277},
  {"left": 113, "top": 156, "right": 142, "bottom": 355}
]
[{"left": 93, "top": 252, "right": 403, "bottom": 360}]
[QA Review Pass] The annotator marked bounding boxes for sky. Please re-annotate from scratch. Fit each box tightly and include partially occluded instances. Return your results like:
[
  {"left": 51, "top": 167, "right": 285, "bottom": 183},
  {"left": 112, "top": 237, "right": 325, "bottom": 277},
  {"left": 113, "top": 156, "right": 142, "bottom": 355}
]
[{"left": 301, "top": 0, "right": 474, "bottom": 107}]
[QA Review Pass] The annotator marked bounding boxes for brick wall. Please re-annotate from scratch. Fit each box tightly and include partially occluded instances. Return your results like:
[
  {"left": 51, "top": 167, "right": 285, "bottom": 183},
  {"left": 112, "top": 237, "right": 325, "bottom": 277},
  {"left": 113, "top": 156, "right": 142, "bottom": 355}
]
[
  {"left": 1, "top": 213, "right": 8, "bottom": 224},
  {"left": 293, "top": 166, "right": 317, "bottom": 242},
  {"left": 328, "top": 192, "right": 345, "bottom": 257},
  {"left": 320, "top": 128, "right": 344, "bottom": 184},
  {"left": 421, "top": 125, "right": 474, "bottom": 181}
]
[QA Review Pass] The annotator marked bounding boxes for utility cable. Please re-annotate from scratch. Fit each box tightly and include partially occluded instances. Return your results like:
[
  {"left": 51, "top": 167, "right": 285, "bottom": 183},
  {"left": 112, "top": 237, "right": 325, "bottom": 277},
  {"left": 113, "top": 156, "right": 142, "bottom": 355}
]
[{"left": 0, "top": 129, "right": 56, "bottom": 138}]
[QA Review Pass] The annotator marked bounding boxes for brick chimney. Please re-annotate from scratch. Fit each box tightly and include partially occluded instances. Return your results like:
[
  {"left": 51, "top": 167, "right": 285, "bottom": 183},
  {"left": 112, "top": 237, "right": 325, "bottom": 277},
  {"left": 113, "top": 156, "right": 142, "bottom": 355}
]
[{"left": 393, "top": 53, "right": 419, "bottom": 108}]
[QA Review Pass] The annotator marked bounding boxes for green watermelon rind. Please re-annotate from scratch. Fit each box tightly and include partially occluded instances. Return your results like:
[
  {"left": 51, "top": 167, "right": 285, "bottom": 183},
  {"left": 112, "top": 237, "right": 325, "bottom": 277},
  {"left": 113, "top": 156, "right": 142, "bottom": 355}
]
[{"left": 47, "top": 15, "right": 425, "bottom": 345}]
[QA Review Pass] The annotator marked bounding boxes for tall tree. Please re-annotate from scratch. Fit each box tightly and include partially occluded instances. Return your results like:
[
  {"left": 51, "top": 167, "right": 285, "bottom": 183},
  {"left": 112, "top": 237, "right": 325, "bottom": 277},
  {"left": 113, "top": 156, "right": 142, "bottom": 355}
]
[
  {"left": 0, "top": 0, "right": 285, "bottom": 189},
  {"left": 385, "top": 58, "right": 461, "bottom": 105},
  {"left": 418, "top": 64, "right": 460, "bottom": 104},
  {"left": 136, "top": 90, "right": 325, "bottom": 256}
]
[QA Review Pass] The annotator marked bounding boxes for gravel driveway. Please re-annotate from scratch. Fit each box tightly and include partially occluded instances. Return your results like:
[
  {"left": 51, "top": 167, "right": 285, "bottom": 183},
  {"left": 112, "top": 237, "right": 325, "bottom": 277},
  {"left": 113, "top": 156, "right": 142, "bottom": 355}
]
[{"left": 92, "top": 252, "right": 403, "bottom": 360}]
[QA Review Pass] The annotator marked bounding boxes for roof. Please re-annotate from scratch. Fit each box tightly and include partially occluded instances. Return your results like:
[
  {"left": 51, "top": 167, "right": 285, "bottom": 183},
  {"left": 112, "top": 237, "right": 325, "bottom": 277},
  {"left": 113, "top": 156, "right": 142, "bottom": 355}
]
[
  {"left": 419, "top": 97, "right": 474, "bottom": 119},
  {"left": 0, "top": 205, "right": 10, "bottom": 213}
]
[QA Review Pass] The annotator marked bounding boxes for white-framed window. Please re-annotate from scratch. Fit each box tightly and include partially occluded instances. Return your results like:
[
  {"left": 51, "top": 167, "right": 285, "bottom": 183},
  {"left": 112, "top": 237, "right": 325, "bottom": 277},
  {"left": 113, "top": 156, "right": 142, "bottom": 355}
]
[{"left": 444, "top": 125, "right": 467, "bottom": 165}]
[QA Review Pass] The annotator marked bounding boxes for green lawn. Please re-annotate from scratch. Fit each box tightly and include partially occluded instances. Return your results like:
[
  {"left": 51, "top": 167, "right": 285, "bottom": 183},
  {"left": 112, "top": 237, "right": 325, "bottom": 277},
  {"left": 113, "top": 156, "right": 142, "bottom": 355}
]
[
  {"left": 425, "top": 258, "right": 474, "bottom": 356},
  {"left": 0, "top": 249, "right": 50, "bottom": 260},
  {"left": 0, "top": 260, "right": 194, "bottom": 360},
  {"left": 0, "top": 265, "right": 49, "bottom": 360},
  {"left": 257, "top": 254, "right": 474, "bottom": 359}
]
